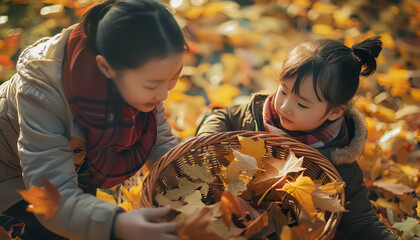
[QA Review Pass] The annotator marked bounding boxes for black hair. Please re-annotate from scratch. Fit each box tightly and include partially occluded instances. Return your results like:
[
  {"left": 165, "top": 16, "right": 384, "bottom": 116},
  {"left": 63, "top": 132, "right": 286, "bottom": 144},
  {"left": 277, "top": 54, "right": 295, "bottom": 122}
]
[
  {"left": 279, "top": 36, "right": 382, "bottom": 115},
  {"left": 80, "top": 0, "right": 188, "bottom": 70}
]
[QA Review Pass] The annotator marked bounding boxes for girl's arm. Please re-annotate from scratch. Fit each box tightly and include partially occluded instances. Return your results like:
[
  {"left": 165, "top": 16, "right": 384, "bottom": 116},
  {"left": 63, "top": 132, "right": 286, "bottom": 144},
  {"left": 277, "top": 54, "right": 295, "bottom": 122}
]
[
  {"left": 147, "top": 102, "right": 179, "bottom": 165},
  {"left": 17, "top": 82, "right": 121, "bottom": 240}
]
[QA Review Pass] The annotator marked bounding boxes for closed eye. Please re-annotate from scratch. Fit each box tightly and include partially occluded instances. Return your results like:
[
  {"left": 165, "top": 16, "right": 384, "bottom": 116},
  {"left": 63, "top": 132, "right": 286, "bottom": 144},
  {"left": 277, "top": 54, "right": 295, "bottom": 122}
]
[
  {"left": 144, "top": 86, "right": 158, "bottom": 90},
  {"left": 281, "top": 90, "right": 286, "bottom": 95},
  {"left": 298, "top": 103, "right": 309, "bottom": 108}
]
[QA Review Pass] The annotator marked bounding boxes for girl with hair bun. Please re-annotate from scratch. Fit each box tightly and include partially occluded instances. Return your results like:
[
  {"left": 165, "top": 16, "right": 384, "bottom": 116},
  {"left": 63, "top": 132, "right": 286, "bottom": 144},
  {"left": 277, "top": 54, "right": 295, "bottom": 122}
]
[
  {"left": 197, "top": 36, "right": 399, "bottom": 239},
  {"left": 0, "top": 0, "right": 186, "bottom": 239}
]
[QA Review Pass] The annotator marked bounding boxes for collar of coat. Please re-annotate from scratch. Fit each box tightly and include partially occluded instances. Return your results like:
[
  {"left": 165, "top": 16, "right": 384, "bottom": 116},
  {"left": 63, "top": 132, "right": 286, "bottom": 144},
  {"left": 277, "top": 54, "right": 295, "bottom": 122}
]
[{"left": 250, "top": 94, "right": 367, "bottom": 165}]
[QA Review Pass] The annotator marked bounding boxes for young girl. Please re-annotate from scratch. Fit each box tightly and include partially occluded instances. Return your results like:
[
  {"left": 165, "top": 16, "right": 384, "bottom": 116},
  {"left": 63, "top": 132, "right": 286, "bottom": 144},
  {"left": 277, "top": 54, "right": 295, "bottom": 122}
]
[
  {"left": 196, "top": 37, "right": 398, "bottom": 240},
  {"left": 0, "top": 0, "right": 185, "bottom": 239}
]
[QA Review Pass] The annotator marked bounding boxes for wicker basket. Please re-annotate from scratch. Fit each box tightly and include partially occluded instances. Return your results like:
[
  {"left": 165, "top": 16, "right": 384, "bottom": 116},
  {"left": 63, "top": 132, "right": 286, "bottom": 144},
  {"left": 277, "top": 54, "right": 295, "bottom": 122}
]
[{"left": 141, "top": 131, "right": 345, "bottom": 240}]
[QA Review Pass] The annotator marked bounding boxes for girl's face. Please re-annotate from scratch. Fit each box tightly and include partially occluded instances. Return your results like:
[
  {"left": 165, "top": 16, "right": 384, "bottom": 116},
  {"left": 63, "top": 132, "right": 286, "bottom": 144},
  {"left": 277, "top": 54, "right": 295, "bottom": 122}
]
[
  {"left": 274, "top": 76, "right": 343, "bottom": 132},
  {"left": 99, "top": 53, "right": 183, "bottom": 112}
]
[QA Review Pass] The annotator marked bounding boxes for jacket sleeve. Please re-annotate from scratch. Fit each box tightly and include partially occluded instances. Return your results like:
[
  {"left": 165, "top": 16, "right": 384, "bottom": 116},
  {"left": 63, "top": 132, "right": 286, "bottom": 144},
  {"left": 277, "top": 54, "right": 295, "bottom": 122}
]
[
  {"left": 335, "top": 162, "right": 398, "bottom": 240},
  {"left": 195, "top": 107, "right": 235, "bottom": 137},
  {"left": 17, "top": 82, "right": 120, "bottom": 240},
  {"left": 147, "top": 102, "right": 179, "bottom": 164}
]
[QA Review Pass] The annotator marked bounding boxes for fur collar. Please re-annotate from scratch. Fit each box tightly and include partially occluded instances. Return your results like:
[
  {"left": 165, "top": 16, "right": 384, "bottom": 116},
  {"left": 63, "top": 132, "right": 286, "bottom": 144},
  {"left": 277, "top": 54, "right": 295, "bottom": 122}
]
[{"left": 329, "top": 105, "right": 367, "bottom": 165}]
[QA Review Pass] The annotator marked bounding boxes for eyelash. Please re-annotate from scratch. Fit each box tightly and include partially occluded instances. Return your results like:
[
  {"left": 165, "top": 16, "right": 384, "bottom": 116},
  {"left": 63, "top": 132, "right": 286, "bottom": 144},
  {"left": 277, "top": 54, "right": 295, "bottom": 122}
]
[
  {"left": 281, "top": 90, "right": 308, "bottom": 109},
  {"left": 298, "top": 103, "right": 309, "bottom": 109}
]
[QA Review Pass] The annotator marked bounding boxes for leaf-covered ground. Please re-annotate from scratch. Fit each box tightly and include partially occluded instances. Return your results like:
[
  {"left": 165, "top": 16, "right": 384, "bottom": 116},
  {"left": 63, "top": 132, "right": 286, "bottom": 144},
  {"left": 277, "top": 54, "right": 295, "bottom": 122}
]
[{"left": 0, "top": 0, "right": 419, "bottom": 239}]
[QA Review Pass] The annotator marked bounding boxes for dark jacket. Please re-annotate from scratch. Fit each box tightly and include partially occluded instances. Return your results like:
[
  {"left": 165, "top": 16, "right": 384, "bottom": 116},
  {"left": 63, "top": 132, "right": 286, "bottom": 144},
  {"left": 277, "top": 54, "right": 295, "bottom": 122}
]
[{"left": 196, "top": 94, "right": 398, "bottom": 240}]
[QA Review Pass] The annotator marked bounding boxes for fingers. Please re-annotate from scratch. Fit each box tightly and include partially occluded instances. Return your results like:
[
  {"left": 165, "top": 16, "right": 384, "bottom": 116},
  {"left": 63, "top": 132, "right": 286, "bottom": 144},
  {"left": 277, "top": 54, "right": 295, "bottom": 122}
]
[{"left": 139, "top": 206, "right": 172, "bottom": 220}]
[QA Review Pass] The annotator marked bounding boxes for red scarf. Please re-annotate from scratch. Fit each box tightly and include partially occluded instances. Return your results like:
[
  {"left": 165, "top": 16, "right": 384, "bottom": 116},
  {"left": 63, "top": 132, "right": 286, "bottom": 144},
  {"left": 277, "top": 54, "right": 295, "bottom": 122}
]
[
  {"left": 263, "top": 93, "right": 349, "bottom": 149},
  {"left": 62, "top": 24, "right": 157, "bottom": 189}
]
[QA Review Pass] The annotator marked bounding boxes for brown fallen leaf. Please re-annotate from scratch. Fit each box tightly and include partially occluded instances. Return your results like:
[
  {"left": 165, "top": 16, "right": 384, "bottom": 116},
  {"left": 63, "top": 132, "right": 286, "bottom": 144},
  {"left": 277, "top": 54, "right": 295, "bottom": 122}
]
[
  {"left": 177, "top": 207, "right": 220, "bottom": 240},
  {"left": 17, "top": 178, "right": 60, "bottom": 219},
  {"left": 398, "top": 194, "right": 418, "bottom": 216}
]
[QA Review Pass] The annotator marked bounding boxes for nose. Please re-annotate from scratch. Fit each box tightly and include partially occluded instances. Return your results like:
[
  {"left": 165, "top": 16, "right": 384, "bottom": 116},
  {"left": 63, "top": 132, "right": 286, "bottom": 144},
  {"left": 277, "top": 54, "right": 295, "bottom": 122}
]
[
  {"left": 154, "top": 87, "right": 168, "bottom": 102},
  {"left": 280, "top": 98, "right": 293, "bottom": 115}
]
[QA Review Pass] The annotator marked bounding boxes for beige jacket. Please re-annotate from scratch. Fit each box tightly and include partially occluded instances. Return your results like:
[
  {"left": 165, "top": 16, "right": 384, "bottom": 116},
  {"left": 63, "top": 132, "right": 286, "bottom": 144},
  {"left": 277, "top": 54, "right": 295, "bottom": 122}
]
[{"left": 0, "top": 25, "right": 178, "bottom": 240}]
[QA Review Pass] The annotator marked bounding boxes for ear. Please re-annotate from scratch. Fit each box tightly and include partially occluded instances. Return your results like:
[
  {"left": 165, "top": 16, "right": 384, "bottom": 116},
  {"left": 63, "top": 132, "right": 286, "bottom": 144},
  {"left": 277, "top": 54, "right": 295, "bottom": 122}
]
[
  {"left": 96, "top": 55, "right": 115, "bottom": 79},
  {"left": 327, "top": 105, "right": 346, "bottom": 121}
]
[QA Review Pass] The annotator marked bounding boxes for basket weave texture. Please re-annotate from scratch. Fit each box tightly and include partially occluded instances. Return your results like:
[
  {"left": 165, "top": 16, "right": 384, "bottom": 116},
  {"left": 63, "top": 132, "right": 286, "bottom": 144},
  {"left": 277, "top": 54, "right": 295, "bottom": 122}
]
[{"left": 141, "top": 131, "right": 345, "bottom": 239}]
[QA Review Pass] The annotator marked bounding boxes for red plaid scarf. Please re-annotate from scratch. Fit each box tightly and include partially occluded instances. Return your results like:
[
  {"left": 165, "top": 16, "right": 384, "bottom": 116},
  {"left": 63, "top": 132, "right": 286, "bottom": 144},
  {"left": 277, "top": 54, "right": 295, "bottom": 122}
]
[
  {"left": 263, "top": 93, "right": 348, "bottom": 149},
  {"left": 62, "top": 24, "right": 157, "bottom": 188}
]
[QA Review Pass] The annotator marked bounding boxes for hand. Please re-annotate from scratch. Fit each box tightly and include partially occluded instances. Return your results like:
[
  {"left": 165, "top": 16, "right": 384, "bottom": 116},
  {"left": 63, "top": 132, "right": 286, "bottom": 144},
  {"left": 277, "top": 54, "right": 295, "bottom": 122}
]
[{"left": 113, "top": 206, "right": 181, "bottom": 240}]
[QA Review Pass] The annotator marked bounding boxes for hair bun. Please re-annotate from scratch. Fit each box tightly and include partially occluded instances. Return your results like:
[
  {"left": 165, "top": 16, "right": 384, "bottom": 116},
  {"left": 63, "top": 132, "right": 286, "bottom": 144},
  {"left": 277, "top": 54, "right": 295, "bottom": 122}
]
[{"left": 351, "top": 36, "right": 383, "bottom": 76}]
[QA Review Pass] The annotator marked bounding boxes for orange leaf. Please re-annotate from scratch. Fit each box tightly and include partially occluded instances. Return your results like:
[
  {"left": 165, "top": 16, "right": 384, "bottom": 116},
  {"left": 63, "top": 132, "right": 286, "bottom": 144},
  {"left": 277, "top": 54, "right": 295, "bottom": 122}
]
[
  {"left": 220, "top": 191, "right": 245, "bottom": 226},
  {"left": 18, "top": 178, "right": 60, "bottom": 219},
  {"left": 177, "top": 207, "right": 220, "bottom": 240}
]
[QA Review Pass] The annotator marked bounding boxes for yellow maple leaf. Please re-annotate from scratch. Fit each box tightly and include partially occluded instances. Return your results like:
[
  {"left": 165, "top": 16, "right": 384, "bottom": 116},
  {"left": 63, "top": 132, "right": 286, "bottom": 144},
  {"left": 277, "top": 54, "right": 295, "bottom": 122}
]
[
  {"left": 18, "top": 178, "right": 60, "bottom": 219},
  {"left": 225, "top": 136, "right": 266, "bottom": 168},
  {"left": 417, "top": 201, "right": 420, "bottom": 218},
  {"left": 281, "top": 174, "right": 318, "bottom": 217},
  {"left": 118, "top": 201, "right": 134, "bottom": 211},
  {"left": 120, "top": 185, "right": 142, "bottom": 208},
  {"left": 96, "top": 190, "right": 116, "bottom": 204}
]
